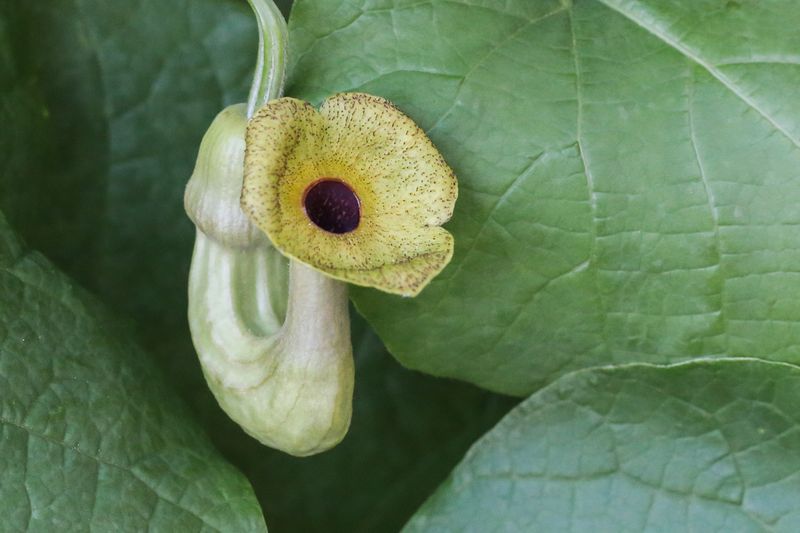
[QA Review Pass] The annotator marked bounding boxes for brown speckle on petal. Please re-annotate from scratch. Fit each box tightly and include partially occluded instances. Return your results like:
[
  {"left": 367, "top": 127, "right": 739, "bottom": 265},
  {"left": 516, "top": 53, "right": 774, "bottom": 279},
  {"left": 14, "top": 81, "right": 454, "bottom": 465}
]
[{"left": 241, "top": 93, "right": 458, "bottom": 296}]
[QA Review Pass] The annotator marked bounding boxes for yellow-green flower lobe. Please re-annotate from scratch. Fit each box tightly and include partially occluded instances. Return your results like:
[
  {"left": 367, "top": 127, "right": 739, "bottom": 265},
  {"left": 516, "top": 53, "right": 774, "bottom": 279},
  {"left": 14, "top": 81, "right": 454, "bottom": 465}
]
[{"left": 242, "top": 93, "right": 458, "bottom": 297}]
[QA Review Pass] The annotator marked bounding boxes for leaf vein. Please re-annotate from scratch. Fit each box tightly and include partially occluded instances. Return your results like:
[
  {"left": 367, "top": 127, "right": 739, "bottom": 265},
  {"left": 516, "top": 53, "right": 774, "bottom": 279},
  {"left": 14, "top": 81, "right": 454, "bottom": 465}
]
[
  {"left": 686, "top": 64, "right": 727, "bottom": 354},
  {"left": 0, "top": 416, "right": 215, "bottom": 531},
  {"left": 597, "top": 0, "right": 800, "bottom": 150}
]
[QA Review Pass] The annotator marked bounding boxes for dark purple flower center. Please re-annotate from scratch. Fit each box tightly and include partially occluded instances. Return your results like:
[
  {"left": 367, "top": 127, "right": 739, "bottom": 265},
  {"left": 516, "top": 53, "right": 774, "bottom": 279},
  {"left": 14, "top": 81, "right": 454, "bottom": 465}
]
[{"left": 302, "top": 178, "right": 361, "bottom": 234}]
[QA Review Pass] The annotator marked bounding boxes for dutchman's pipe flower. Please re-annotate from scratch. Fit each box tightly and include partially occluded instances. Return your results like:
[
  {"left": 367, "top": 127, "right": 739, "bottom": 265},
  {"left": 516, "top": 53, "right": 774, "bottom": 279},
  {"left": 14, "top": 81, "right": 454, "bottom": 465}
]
[{"left": 185, "top": 0, "right": 457, "bottom": 457}]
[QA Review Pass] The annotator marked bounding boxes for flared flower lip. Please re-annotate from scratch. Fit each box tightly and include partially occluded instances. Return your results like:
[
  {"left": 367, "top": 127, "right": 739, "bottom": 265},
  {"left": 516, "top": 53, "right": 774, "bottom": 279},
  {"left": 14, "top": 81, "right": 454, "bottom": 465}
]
[{"left": 241, "top": 92, "right": 458, "bottom": 297}]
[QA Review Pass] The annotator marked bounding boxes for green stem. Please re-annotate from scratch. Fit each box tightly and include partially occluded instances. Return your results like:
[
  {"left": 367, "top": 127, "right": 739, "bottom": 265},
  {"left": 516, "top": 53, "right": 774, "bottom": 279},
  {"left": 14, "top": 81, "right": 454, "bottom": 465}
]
[{"left": 246, "top": 0, "right": 287, "bottom": 117}]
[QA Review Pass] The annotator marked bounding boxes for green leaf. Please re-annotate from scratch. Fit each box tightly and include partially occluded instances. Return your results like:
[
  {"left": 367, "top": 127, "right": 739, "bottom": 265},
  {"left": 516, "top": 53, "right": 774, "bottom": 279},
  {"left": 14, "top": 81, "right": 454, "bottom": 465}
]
[
  {"left": 406, "top": 359, "right": 800, "bottom": 532},
  {"left": 289, "top": 0, "right": 800, "bottom": 395},
  {"left": 0, "top": 213, "right": 266, "bottom": 531},
  {"left": 216, "top": 315, "right": 516, "bottom": 533}
]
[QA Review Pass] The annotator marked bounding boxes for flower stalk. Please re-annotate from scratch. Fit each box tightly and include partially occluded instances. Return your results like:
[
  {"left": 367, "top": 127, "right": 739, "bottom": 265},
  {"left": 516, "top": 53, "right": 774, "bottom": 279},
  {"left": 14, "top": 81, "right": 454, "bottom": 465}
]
[
  {"left": 246, "top": 0, "right": 287, "bottom": 117},
  {"left": 184, "top": 0, "right": 353, "bottom": 456}
]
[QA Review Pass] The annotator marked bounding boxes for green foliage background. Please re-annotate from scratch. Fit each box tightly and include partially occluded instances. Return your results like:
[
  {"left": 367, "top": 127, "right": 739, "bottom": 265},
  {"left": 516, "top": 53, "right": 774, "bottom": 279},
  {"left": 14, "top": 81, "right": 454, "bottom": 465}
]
[{"left": 4, "top": 0, "right": 800, "bottom": 531}]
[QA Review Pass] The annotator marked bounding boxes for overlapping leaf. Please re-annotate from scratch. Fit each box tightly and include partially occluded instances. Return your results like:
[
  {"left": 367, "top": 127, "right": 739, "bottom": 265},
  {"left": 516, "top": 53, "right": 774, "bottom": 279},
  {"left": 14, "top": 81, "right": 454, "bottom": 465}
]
[
  {"left": 406, "top": 359, "right": 800, "bottom": 531},
  {"left": 0, "top": 213, "right": 266, "bottom": 531}
]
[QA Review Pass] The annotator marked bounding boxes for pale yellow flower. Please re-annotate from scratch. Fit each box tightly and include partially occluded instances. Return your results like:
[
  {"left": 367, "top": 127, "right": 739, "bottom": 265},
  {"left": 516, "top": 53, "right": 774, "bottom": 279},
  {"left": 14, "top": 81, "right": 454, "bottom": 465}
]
[{"left": 241, "top": 93, "right": 457, "bottom": 296}]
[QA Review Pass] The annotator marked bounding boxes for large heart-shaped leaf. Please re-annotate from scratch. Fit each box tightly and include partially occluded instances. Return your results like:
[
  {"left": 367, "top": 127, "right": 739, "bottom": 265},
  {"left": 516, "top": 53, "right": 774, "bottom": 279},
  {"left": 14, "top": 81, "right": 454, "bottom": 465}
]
[
  {"left": 289, "top": 0, "right": 800, "bottom": 395},
  {"left": 406, "top": 359, "right": 800, "bottom": 531},
  {"left": 0, "top": 212, "right": 265, "bottom": 531}
]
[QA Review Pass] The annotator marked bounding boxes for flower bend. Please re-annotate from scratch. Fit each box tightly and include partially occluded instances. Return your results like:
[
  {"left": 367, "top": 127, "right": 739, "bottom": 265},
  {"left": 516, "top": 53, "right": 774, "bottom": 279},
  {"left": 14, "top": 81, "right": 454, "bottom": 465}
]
[{"left": 241, "top": 93, "right": 458, "bottom": 297}]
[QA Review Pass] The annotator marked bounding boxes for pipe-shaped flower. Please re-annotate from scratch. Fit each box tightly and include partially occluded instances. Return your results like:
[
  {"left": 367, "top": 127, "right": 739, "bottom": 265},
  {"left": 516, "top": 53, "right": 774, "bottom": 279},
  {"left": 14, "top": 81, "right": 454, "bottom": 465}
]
[{"left": 241, "top": 93, "right": 458, "bottom": 297}]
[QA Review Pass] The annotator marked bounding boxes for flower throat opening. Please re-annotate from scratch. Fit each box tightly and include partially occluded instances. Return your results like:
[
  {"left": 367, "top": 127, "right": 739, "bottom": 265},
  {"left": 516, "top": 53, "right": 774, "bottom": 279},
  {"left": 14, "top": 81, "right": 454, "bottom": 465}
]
[{"left": 303, "top": 178, "right": 361, "bottom": 234}]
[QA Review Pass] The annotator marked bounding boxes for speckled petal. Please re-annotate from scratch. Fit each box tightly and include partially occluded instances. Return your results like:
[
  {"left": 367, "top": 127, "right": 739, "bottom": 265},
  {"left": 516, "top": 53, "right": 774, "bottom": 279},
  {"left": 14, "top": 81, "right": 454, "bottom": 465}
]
[
  {"left": 319, "top": 93, "right": 457, "bottom": 228},
  {"left": 242, "top": 94, "right": 458, "bottom": 297},
  {"left": 241, "top": 97, "right": 326, "bottom": 241}
]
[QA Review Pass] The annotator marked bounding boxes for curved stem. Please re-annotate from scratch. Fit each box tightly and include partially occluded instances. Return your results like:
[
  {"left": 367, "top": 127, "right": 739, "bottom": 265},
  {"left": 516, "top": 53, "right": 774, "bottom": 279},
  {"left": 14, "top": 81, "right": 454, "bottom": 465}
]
[{"left": 246, "top": 0, "right": 287, "bottom": 117}]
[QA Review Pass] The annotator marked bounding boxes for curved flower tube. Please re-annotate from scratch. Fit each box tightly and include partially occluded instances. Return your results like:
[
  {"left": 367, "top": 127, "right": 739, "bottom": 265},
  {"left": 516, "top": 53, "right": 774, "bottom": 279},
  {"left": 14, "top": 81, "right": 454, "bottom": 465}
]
[{"left": 184, "top": 0, "right": 352, "bottom": 456}]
